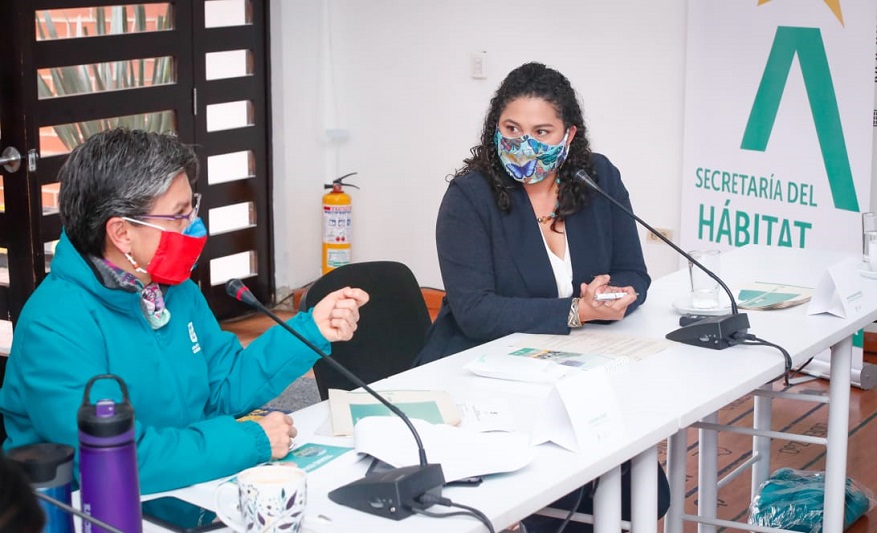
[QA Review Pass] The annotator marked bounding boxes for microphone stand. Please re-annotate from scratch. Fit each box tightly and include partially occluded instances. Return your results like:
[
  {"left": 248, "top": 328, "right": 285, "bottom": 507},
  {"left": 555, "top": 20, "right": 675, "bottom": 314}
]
[
  {"left": 226, "top": 279, "right": 445, "bottom": 520},
  {"left": 33, "top": 491, "right": 125, "bottom": 533},
  {"left": 575, "top": 170, "right": 750, "bottom": 349}
]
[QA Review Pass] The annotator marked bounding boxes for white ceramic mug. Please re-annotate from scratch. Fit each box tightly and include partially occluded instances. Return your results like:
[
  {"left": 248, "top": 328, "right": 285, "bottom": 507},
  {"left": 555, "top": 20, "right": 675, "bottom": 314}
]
[
  {"left": 214, "top": 464, "right": 307, "bottom": 533},
  {"left": 688, "top": 249, "right": 721, "bottom": 309}
]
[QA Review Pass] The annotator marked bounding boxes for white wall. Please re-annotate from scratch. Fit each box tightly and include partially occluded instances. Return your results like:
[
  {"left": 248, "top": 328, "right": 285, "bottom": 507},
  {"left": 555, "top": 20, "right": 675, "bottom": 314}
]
[{"left": 270, "top": 0, "right": 688, "bottom": 295}]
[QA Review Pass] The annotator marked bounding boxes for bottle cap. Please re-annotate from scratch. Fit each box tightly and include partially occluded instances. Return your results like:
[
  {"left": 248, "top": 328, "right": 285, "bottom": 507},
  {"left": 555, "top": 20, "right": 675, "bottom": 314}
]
[
  {"left": 77, "top": 375, "right": 136, "bottom": 439},
  {"left": 7, "top": 443, "right": 75, "bottom": 486}
]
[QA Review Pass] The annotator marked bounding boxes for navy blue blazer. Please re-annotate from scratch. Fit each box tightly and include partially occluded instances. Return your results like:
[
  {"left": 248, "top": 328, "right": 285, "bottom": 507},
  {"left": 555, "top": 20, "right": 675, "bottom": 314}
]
[{"left": 415, "top": 153, "right": 650, "bottom": 366}]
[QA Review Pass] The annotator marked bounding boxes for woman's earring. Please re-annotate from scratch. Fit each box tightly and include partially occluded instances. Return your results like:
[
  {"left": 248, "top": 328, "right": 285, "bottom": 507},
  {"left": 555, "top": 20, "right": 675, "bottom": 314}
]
[{"left": 124, "top": 251, "right": 148, "bottom": 274}]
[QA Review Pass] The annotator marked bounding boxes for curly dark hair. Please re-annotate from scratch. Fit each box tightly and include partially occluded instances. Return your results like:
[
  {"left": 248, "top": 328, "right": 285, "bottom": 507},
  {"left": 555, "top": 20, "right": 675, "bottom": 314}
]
[{"left": 456, "top": 62, "right": 596, "bottom": 231}]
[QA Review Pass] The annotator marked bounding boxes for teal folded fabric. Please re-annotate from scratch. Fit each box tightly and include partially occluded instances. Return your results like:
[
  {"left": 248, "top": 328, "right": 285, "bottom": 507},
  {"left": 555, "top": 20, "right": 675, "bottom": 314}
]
[{"left": 749, "top": 468, "right": 872, "bottom": 532}]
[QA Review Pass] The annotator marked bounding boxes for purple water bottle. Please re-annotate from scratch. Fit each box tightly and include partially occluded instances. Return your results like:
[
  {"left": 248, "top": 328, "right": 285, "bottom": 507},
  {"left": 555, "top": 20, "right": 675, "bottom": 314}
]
[{"left": 77, "top": 374, "right": 142, "bottom": 533}]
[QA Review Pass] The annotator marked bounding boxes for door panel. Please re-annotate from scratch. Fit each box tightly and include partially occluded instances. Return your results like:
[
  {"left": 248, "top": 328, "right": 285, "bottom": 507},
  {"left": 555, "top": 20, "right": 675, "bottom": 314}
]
[
  {"left": 193, "top": 0, "right": 273, "bottom": 319},
  {"left": 0, "top": 0, "right": 41, "bottom": 333}
]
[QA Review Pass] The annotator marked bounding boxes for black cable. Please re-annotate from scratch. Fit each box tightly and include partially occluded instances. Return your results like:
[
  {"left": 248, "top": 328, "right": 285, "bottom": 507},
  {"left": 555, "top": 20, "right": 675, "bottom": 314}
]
[
  {"left": 411, "top": 506, "right": 496, "bottom": 531},
  {"left": 447, "top": 501, "right": 495, "bottom": 533},
  {"left": 556, "top": 485, "right": 587, "bottom": 533},
  {"left": 737, "top": 333, "right": 792, "bottom": 386},
  {"left": 788, "top": 356, "right": 815, "bottom": 383},
  {"left": 414, "top": 494, "right": 496, "bottom": 533}
]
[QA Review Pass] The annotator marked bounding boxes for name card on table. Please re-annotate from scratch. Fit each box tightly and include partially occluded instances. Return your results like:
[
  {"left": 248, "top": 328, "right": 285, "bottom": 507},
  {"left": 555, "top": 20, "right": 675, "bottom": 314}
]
[
  {"left": 530, "top": 369, "right": 623, "bottom": 453},
  {"left": 807, "top": 257, "right": 864, "bottom": 318}
]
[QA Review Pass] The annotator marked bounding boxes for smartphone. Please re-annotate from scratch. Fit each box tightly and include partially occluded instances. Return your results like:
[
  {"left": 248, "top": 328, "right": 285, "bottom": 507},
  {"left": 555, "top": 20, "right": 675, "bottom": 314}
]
[
  {"left": 595, "top": 292, "right": 627, "bottom": 301},
  {"left": 141, "top": 496, "right": 225, "bottom": 533}
]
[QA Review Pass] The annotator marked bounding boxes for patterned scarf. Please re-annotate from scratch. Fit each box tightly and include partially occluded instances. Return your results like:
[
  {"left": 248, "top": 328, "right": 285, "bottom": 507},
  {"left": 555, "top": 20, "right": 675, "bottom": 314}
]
[{"left": 88, "top": 256, "right": 171, "bottom": 329}]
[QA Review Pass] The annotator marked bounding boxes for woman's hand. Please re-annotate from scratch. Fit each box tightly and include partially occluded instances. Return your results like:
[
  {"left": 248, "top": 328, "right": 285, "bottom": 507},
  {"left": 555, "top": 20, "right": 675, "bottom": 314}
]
[
  {"left": 312, "top": 287, "right": 370, "bottom": 342},
  {"left": 256, "top": 411, "right": 298, "bottom": 460},
  {"left": 576, "top": 274, "right": 638, "bottom": 323}
]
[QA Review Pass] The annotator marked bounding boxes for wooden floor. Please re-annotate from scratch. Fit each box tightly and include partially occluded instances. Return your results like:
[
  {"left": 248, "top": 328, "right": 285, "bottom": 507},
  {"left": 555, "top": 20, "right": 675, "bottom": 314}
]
[
  {"left": 663, "top": 351, "right": 877, "bottom": 533},
  {"left": 221, "top": 300, "right": 877, "bottom": 532}
]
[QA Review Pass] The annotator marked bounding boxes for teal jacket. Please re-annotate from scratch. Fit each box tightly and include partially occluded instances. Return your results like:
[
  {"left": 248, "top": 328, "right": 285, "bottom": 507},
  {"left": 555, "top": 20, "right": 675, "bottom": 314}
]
[{"left": 0, "top": 232, "right": 327, "bottom": 493}]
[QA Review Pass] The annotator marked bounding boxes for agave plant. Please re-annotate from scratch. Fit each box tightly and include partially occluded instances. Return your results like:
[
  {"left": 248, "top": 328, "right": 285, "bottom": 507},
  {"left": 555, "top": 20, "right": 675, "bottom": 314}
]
[{"left": 35, "top": 5, "right": 175, "bottom": 150}]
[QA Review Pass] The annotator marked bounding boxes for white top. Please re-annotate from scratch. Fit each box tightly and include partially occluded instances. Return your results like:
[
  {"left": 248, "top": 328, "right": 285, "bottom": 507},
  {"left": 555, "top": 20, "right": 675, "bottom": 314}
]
[{"left": 540, "top": 228, "right": 573, "bottom": 297}]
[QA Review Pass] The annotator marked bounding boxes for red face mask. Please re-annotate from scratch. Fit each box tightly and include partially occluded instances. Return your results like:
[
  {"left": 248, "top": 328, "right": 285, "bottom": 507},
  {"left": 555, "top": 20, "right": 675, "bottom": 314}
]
[
  {"left": 146, "top": 230, "right": 207, "bottom": 285},
  {"left": 124, "top": 217, "right": 207, "bottom": 285}
]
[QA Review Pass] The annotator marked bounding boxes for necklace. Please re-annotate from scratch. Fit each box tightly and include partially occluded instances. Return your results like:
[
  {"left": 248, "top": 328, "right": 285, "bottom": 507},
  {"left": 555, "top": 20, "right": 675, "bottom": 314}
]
[
  {"left": 536, "top": 200, "right": 560, "bottom": 224},
  {"left": 536, "top": 211, "right": 556, "bottom": 224}
]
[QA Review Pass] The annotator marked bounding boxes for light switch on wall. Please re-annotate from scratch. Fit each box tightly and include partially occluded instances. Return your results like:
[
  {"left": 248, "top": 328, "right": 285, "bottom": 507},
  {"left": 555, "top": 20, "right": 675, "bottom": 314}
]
[{"left": 471, "top": 51, "right": 487, "bottom": 79}]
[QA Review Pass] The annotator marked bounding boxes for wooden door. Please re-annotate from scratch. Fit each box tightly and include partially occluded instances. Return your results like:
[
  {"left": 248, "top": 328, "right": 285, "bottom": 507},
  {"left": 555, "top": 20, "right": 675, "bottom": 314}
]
[{"left": 0, "top": 1, "right": 275, "bottom": 383}]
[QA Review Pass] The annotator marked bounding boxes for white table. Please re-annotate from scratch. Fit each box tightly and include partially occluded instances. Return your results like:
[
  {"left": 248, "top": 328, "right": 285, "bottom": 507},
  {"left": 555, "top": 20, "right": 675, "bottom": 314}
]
[
  {"left": 149, "top": 339, "right": 680, "bottom": 533},
  {"left": 600, "top": 245, "right": 877, "bottom": 533},
  {"left": 144, "top": 245, "right": 875, "bottom": 533}
]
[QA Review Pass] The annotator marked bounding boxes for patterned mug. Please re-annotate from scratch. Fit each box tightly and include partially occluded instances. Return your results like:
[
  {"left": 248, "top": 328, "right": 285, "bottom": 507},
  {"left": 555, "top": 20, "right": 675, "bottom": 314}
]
[{"left": 214, "top": 464, "right": 307, "bottom": 533}]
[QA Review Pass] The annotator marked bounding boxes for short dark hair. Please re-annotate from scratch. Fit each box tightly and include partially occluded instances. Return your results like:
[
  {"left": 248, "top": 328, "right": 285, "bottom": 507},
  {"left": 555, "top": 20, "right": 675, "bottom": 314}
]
[
  {"left": 457, "top": 62, "right": 596, "bottom": 230},
  {"left": 58, "top": 129, "right": 199, "bottom": 256}
]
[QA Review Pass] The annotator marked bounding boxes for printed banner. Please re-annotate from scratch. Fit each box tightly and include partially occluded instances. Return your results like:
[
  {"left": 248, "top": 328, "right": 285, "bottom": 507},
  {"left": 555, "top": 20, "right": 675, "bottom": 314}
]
[
  {"left": 680, "top": 1, "right": 876, "bottom": 255},
  {"left": 681, "top": 1, "right": 877, "bottom": 387}
]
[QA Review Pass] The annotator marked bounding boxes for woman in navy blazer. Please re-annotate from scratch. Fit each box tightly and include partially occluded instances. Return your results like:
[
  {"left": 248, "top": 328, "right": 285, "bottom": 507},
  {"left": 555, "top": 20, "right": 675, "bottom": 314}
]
[
  {"left": 416, "top": 62, "right": 650, "bottom": 366},
  {"left": 417, "top": 63, "right": 668, "bottom": 532}
]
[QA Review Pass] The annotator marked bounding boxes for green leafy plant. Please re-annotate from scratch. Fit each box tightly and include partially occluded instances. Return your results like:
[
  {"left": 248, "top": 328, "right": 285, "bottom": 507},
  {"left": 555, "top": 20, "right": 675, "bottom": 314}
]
[{"left": 35, "top": 5, "right": 175, "bottom": 150}]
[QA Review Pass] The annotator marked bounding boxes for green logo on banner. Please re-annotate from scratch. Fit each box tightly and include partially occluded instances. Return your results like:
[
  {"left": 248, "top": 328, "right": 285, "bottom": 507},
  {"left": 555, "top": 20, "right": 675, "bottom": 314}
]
[{"left": 741, "top": 26, "right": 858, "bottom": 212}]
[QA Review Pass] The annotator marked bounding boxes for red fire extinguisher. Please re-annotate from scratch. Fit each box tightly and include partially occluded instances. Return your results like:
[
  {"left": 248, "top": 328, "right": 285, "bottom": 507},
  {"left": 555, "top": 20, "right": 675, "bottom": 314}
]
[{"left": 322, "top": 172, "right": 359, "bottom": 274}]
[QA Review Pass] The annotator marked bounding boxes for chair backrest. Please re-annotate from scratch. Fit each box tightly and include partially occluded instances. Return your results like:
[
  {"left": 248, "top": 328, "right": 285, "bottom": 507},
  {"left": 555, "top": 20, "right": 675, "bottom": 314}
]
[{"left": 300, "top": 261, "right": 432, "bottom": 400}]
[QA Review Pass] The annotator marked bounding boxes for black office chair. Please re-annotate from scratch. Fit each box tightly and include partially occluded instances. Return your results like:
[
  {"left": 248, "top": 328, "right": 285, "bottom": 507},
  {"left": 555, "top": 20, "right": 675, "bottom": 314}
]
[{"left": 299, "top": 261, "right": 432, "bottom": 400}]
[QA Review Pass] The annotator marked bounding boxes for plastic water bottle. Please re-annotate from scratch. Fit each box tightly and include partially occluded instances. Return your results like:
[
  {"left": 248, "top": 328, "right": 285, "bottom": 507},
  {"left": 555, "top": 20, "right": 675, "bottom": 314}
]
[
  {"left": 7, "top": 442, "right": 75, "bottom": 533},
  {"left": 77, "top": 374, "right": 142, "bottom": 533}
]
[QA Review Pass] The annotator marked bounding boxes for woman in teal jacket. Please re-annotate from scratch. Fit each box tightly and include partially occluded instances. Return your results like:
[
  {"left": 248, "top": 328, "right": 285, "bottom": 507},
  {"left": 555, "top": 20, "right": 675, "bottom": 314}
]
[{"left": 0, "top": 129, "right": 368, "bottom": 493}]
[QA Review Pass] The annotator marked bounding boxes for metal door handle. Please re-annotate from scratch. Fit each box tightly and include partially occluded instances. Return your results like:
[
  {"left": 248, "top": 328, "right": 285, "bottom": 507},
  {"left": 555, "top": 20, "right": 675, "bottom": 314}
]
[
  {"left": 0, "top": 146, "right": 21, "bottom": 172},
  {"left": 0, "top": 146, "right": 38, "bottom": 173}
]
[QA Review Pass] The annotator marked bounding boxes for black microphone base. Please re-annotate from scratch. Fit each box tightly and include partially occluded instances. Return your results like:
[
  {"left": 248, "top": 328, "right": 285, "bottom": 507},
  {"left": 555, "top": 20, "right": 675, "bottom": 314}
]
[
  {"left": 328, "top": 463, "right": 445, "bottom": 520},
  {"left": 666, "top": 313, "right": 750, "bottom": 350}
]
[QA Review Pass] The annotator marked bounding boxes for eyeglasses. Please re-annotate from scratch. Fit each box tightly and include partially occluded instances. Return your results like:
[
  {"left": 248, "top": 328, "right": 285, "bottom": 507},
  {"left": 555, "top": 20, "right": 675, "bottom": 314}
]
[{"left": 138, "top": 193, "right": 201, "bottom": 223}]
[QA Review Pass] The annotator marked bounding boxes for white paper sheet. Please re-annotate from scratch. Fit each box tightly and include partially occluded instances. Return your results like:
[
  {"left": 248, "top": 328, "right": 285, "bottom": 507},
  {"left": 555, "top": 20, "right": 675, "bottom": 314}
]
[
  {"left": 352, "top": 417, "right": 534, "bottom": 482},
  {"left": 456, "top": 400, "right": 517, "bottom": 432}
]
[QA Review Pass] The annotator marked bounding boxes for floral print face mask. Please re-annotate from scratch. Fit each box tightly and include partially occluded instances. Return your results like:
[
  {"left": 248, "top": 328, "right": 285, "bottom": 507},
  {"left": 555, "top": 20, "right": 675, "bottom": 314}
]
[{"left": 494, "top": 128, "right": 570, "bottom": 185}]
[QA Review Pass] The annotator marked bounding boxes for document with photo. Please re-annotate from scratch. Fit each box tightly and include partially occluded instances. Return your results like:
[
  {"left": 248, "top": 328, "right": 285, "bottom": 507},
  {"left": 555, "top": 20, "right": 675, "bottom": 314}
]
[{"left": 464, "top": 331, "right": 669, "bottom": 383}]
